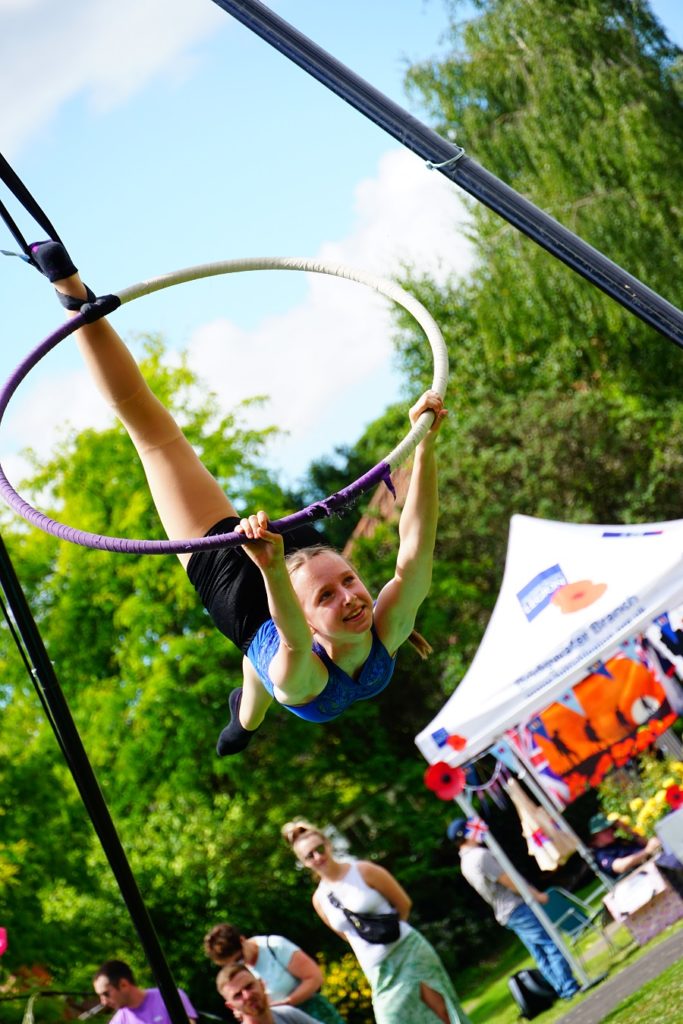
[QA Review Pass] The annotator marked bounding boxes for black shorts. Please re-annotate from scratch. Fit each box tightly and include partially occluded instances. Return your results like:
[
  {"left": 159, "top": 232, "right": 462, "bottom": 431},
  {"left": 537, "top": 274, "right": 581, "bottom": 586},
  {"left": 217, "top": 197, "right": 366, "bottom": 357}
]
[{"left": 186, "top": 516, "right": 323, "bottom": 654}]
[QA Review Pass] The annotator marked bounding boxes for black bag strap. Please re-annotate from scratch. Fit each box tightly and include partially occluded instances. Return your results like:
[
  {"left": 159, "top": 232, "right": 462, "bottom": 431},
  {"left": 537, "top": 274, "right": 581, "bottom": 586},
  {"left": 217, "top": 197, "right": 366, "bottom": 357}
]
[{"left": 326, "top": 891, "right": 344, "bottom": 911}]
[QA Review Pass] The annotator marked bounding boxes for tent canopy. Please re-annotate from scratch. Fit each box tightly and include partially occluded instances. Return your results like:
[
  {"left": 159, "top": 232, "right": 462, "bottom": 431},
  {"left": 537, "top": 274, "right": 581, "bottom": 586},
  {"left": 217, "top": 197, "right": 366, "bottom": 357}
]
[{"left": 416, "top": 514, "right": 683, "bottom": 767}]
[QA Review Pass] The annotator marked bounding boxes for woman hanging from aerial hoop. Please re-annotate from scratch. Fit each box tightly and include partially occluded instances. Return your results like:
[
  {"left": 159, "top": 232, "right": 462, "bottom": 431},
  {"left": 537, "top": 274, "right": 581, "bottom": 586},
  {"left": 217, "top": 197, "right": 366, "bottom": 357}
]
[{"left": 31, "top": 242, "right": 446, "bottom": 756}]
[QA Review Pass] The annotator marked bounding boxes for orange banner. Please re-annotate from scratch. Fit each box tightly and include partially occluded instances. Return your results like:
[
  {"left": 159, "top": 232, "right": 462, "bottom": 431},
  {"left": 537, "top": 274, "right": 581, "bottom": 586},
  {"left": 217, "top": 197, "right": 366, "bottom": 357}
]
[{"left": 531, "top": 652, "right": 676, "bottom": 800}]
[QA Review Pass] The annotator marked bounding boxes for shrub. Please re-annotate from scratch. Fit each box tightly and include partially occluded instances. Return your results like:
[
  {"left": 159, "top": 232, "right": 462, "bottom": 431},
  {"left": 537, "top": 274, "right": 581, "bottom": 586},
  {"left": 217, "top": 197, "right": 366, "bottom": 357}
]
[{"left": 320, "top": 951, "right": 373, "bottom": 1024}]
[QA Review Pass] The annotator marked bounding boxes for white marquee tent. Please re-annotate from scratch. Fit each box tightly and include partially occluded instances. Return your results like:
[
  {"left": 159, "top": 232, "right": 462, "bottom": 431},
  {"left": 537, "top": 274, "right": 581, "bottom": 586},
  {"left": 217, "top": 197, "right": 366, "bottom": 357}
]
[{"left": 416, "top": 514, "right": 683, "bottom": 768}]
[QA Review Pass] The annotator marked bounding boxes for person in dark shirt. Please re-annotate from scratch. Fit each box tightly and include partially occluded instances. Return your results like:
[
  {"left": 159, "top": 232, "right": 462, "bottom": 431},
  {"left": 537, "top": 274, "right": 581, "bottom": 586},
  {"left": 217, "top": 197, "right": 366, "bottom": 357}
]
[{"left": 588, "top": 814, "right": 661, "bottom": 877}]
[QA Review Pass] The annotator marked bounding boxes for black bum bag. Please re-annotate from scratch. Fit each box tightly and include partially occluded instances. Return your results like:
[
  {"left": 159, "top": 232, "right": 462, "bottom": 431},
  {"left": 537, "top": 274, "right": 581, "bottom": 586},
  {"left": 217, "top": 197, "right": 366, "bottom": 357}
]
[{"left": 327, "top": 891, "right": 401, "bottom": 944}]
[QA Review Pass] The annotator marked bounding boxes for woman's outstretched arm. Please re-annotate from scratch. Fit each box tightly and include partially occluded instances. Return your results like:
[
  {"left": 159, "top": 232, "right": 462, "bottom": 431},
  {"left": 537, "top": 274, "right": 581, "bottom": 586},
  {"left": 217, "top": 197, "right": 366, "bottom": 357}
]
[
  {"left": 236, "top": 511, "right": 328, "bottom": 704},
  {"left": 373, "top": 389, "right": 446, "bottom": 655}
]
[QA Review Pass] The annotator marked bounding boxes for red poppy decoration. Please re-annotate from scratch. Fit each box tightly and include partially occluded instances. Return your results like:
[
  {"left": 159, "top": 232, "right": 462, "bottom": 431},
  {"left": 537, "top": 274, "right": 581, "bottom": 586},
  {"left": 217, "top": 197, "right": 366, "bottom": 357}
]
[
  {"left": 424, "top": 761, "right": 466, "bottom": 800},
  {"left": 666, "top": 784, "right": 683, "bottom": 810},
  {"left": 446, "top": 733, "right": 467, "bottom": 752}
]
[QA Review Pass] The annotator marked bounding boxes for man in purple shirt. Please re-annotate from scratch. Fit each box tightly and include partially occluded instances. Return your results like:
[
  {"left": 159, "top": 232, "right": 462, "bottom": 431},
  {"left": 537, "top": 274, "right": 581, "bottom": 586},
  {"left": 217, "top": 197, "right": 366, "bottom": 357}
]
[{"left": 93, "top": 960, "right": 197, "bottom": 1024}]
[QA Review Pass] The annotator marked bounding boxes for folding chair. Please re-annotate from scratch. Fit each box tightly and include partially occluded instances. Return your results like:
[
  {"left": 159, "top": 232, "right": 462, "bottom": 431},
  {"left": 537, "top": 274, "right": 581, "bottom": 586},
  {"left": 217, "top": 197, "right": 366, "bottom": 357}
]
[{"left": 543, "top": 886, "right": 617, "bottom": 968}]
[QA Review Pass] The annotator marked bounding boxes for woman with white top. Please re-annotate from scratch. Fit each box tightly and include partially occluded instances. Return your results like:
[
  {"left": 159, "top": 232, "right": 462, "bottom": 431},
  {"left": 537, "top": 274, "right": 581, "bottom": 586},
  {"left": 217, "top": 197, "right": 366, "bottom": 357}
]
[{"left": 282, "top": 820, "right": 471, "bottom": 1024}]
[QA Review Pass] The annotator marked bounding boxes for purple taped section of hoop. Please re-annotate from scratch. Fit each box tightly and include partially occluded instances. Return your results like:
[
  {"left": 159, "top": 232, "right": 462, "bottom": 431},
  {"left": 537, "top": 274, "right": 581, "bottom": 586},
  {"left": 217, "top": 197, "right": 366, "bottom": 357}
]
[{"left": 0, "top": 314, "right": 396, "bottom": 554}]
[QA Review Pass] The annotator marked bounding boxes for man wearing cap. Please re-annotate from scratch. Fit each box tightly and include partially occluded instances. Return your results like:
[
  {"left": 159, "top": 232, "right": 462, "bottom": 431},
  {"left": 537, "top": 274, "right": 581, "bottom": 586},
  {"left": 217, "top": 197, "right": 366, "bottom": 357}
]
[
  {"left": 588, "top": 813, "right": 662, "bottom": 877},
  {"left": 217, "top": 962, "right": 320, "bottom": 1024},
  {"left": 448, "top": 818, "right": 580, "bottom": 1001}
]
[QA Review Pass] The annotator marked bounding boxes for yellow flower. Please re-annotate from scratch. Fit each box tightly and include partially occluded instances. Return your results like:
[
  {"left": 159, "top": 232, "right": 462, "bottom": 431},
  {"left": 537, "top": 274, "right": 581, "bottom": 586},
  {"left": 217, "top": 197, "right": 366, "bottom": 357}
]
[
  {"left": 629, "top": 798, "right": 644, "bottom": 812},
  {"left": 662, "top": 777, "right": 676, "bottom": 789}
]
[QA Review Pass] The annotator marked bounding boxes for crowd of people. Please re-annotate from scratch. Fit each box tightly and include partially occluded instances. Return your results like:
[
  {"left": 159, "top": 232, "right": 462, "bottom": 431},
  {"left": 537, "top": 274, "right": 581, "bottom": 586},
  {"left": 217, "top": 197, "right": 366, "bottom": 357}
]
[
  {"left": 91, "top": 816, "right": 473, "bottom": 1024},
  {"left": 92, "top": 798, "right": 683, "bottom": 1024}
]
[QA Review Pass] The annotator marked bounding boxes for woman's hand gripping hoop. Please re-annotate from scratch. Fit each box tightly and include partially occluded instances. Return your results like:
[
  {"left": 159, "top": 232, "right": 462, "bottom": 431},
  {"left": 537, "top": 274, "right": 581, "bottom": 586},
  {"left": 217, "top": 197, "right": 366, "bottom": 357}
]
[{"left": 0, "top": 257, "right": 448, "bottom": 554}]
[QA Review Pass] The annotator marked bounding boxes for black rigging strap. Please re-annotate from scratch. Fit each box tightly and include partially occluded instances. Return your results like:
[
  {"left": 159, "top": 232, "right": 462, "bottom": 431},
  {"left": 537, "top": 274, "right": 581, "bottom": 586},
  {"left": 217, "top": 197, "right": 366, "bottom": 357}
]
[{"left": 0, "top": 151, "right": 64, "bottom": 267}]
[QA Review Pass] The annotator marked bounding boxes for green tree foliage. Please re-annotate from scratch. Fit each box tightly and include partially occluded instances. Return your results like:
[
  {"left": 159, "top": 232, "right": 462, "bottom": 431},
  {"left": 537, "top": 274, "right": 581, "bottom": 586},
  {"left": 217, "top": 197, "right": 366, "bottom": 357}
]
[
  {"left": 386, "top": 0, "right": 683, "bottom": 683},
  {"left": 5, "top": 2, "right": 683, "bottom": 1009},
  {"left": 302, "top": 404, "right": 406, "bottom": 548},
  {"left": 404, "top": 0, "right": 683, "bottom": 400},
  {"left": 0, "top": 336, "right": 482, "bottom": 1014},
  {"left": 303, "top": 0, "right": 683, "bottom": 973}
]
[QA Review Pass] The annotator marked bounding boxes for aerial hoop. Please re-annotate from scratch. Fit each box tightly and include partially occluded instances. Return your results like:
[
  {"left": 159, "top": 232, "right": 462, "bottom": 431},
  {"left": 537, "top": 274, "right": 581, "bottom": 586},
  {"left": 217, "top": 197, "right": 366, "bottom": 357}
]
[{"left": 0, "top": 256, "right": 448, "bottom": 554}]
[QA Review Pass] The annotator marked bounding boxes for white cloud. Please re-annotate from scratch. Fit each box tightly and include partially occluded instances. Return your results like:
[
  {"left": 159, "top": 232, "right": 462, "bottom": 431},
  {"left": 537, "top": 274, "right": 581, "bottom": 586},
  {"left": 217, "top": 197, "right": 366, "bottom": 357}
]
[
  {"left": 319, "top": 148, "right": 475, "bottom": 282},
  {"left": 0, "top": 0, "right": 225, "bottom": 155},
  {"left": 1, "top": 367, "right": 113, "bottom": 492},
  {"left": 185, "top": 148, "right": 475, "bottom": 481}
]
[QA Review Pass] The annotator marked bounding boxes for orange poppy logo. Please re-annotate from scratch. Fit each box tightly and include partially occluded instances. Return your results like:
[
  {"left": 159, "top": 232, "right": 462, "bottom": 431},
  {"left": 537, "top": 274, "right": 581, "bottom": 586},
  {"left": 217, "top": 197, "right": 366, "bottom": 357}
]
[{"left": 551, "top": 579, "right": 607, "bottom": 613}]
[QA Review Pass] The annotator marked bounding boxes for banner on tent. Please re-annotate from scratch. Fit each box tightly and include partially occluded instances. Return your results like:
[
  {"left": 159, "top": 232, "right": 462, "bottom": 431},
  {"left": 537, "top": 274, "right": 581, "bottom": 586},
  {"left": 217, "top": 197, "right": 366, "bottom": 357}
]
[
  {"left": 509, "top": 643, "right": 677, "bottom": 802},
  {"left": 415, "top": 515, "right": 683, "bottom": 768}
]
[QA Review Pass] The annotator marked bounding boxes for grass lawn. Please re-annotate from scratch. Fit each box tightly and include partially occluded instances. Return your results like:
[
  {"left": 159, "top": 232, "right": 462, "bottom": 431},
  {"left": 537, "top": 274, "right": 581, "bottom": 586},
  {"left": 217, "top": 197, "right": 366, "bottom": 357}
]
[
  {"left": 458, "top": 917, "right": 683, "bottom": 1024},
  {"left": 601, "top": 959, "right": 683, "bottom": 1023}
]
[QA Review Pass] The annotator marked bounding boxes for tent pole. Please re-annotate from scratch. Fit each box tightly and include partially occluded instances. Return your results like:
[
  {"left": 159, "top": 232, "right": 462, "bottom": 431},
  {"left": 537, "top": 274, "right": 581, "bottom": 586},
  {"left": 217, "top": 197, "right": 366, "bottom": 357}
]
[
  {"left": 510, "top": 746, "right": 615, "bottom": 892},
  {"left": 455, "top": 792, "right": 593, "bottom": 988},
  {"left": 208, "top": 0, "right": 683, "bottom": 347},
  {"left": 657, "top": 728, "right": 683, "bottom": 760}
]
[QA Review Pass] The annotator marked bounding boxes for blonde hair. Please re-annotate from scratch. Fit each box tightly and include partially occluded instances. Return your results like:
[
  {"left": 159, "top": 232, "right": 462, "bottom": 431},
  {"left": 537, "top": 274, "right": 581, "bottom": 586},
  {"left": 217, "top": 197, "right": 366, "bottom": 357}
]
[
  {"left": 281, "top": 817, "right": 326, "bottom": 849},
  {"left": 284, "top": 544, "right": 346, "bottom": 576},
  {"left": 284, "top": 546, "right": 433, "bottom": 660}
]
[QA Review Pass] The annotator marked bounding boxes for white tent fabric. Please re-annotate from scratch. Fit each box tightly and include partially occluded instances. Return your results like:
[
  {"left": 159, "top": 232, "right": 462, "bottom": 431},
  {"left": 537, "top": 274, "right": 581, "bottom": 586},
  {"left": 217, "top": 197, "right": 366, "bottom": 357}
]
[{"left": 416, "top": 514, "right": 683, "bottom": 767}]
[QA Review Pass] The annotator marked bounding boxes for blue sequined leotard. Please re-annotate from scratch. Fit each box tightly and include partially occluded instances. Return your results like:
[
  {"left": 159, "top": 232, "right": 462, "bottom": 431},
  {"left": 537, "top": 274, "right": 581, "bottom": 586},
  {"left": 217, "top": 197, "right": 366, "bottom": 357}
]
[{"left": 246, "top": 618, "right": 396, "bottom": 723}]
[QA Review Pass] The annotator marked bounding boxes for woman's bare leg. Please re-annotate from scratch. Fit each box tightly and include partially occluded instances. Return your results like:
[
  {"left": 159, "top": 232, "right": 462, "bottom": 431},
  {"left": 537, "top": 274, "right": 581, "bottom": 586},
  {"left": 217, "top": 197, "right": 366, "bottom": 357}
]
[
  {"left": 216, "top": 659, "right": 273, "bottom": 754},
  {"left": 54, "top": 272, "right": 234, "bottom": 567},
  {"left": 55, "top": 269, "right": 272, "bottom": 753},
  {"left": 419, "top": 983, "right": 450, "bottom": 1024},
  {"left": 241, "top": 658, "right": 273, "bottom": 727}
]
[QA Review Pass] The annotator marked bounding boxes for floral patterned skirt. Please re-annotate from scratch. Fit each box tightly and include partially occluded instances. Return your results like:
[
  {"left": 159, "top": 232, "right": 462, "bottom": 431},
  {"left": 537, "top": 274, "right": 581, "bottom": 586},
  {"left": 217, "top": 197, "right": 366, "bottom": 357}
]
[{"left": 366, "top": 929, "right": 472, "bottom": 1024}]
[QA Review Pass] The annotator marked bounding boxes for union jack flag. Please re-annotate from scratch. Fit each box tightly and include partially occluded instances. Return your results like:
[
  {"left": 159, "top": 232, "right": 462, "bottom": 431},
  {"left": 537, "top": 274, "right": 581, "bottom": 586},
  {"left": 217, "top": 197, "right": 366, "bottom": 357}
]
[
  {"left": 465, "top": 817, "right": 489, "bottom": 842},
  {"left": 505, "top": 727, "right": 570, "bottom": 808}
]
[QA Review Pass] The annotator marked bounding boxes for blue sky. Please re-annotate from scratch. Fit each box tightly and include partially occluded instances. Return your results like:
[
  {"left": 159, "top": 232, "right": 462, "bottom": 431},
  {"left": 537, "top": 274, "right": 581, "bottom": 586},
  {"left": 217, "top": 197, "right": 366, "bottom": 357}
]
[{"left": 1, "top": 0, "right": 681, "bottom": 501}]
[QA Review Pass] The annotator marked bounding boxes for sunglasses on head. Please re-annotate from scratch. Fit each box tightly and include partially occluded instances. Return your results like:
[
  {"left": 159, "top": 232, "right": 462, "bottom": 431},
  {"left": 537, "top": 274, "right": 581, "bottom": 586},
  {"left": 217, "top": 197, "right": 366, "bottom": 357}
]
[{"left": 303, "top": 842, "right": 326, "bottom": 863}]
